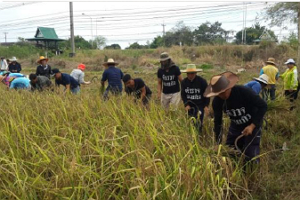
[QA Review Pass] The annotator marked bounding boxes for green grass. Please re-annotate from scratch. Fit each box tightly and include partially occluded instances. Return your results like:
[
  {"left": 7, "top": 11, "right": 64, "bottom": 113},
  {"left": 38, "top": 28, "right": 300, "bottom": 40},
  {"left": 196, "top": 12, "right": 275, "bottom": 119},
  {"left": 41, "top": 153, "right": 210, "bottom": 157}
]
[{"left": 0, "top": 70, "right": 299, "bottom": 199}]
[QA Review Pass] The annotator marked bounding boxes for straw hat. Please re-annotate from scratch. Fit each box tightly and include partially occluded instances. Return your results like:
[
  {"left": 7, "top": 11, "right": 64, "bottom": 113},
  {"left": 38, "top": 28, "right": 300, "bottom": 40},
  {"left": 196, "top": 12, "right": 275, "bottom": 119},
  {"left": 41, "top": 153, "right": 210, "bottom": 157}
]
[
  {"left": 266, "top": 57, "right": 276, "bottom": 65},
  {"left": 204, "top": 71, "right": 239, "bottom": 98},
  {"left": 181, "top": 64, "right": 203, "bottom": 73},
  {"left": 284, "top": 58, "right": 296, "bottom": 65},
  {"left": 37, "top": 56, "right": 49, "bottom": 64},
  {"left": 160, "top": 52, "right": 171, "bottom": 62},
  {"left": 103, "top": 58, "right": 118, "bottom": 66},
  {"left": 253, "top": 74, "right": 269, "bottom": 85},
  {"left": 10, "top": 57, "right": 17, "bottom": 62}
]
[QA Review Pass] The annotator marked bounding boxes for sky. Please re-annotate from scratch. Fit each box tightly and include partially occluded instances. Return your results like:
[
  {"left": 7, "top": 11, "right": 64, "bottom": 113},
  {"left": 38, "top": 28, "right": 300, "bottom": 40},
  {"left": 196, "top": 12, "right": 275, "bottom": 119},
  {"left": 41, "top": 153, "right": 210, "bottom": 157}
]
[{"left": 0, "top": 1, "right": 297, "bottom": 49}]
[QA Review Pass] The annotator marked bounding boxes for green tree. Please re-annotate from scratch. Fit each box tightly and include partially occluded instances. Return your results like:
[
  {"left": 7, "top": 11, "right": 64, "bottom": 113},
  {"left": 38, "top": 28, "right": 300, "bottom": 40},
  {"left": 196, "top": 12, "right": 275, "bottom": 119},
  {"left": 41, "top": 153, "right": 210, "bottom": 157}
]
[
  {"left": 126, "top": 42, "right": 149, "bottom": 49},
  {"left": 150, "top": 36, "right": 164, "bottom": 48},
  {"left": 90, "top": 36, "right": 106, "bottom": 49},
  {"left": 235, "top": 23, "right": 277, "bottom": 45},
  {"left": 59, "top": 36, "right": 92, "bottom": 49},
  {"left": 193, "top": 21, "right": 228, "bottom": 45},
  {"left": 104, "top": 44, "right": 121, "bottom": 49},
  {"left": 265, "top": 2, "right": 300, "bottom": 64}
]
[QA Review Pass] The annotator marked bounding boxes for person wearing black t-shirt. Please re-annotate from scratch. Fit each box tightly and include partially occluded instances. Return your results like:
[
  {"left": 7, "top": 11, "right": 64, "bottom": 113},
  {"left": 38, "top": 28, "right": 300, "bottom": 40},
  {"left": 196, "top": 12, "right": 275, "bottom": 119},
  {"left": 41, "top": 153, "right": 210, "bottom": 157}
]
[
  {"left": 157, "top": 52, "right": 183, "bottom": 110},
  {"left": 123, "top": 74, "right": 152, "bottom": 105},
  {"left": 181, "top": 64, "right": 210, "bottom": 133},
  {"left": 36, "top": 56, "right": 52, "bottom": 79},
  {"left": 204, "top": 72, "right": 267, "bottom": 166}
]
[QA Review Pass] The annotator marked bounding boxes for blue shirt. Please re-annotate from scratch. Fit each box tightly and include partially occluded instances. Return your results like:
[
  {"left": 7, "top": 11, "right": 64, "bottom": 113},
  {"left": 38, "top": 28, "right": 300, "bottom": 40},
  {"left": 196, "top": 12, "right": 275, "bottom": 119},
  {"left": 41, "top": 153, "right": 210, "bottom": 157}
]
[
  {"left": 55, "top": 73, "right": 80, "bottom": 89},
  {"left": 101, "top": 66, "right": 123, "bottom": 91},
  {"left": 10, "top": 77, "right": 30, "bottom": 89},
  {"left": 244, "top": 81, "right": 261, "bottom": 94}
]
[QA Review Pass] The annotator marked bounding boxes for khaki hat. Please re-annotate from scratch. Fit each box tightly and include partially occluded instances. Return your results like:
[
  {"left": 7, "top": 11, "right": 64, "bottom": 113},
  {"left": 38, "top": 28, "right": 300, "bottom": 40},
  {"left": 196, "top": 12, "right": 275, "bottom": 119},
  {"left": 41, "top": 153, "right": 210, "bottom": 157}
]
[
  {"left": 37, "top": 56, "right": 49, "bottom": 64},
  {"left": 160, "top": 52, "right": 171, "bottom": 62},
  {"left": 181, "top": 64, "right": 203, "bottom": 73},
  {"left": 266, "top": 57, "right": 276, "bottom": 65},
  {"left": 204, "top": 71, "right": 239, "bottom": 98},
  {"left": 253, "top": 74, "right": 269, "bottom": 85},
  {"left": 103, "top": 58, "right": 119, "bottom": 67}
]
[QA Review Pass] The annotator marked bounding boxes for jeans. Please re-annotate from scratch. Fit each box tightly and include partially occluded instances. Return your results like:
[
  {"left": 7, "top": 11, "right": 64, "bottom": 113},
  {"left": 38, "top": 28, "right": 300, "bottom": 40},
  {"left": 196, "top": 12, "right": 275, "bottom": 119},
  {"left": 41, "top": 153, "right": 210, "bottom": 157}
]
[
  {"left": 103, "top": 87, "right": 122, "bottom": 100},
  {"left": 188, "top": 106, "right": 204, "bottom": 133},
  {"left": 262, "top": 84, "right": 276, "bottom": 101},
  {"left": 71, "top": 86, "right": 80, "bottom": 94},
  {"left": 226, "top": 126, "right": 261, "bottom": 164}
]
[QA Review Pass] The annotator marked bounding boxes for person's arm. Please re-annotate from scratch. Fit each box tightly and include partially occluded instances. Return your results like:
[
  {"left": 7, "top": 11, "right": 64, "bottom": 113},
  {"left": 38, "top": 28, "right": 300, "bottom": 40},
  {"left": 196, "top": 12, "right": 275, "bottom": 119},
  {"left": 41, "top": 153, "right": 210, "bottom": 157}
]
[
  {"left": 259, "top": 69, "right": 264, "bottom": 76},
  {"left": 101, "top": 70, "right": 107, "bottom": 89},
  {"left": 275, "top": 71, "right": 279, "bottom": 80},
  {"left": 242, "top": 87, "right": 267, "bottom": 135},
  {"left": 4, "top": 60, "right": 8, "bottom": 70},
  {"left": 180, "top": 80, "right": 188, "bottom": 105},
  {"left": 36, "top": 66, "right": 40, "bottom": 75},
  {"left": 213, "top": 97, "right": 224, "bottom": 144},
  {"left": 157, "top": 78, "right": 162, "bottom": 99},
  {"left": 202, "top": 79, "right": 210, "bottom": 115},
  {"left": 18, "top": 63, "right": 22, "bottom": 73},
  {"left": 140, "top": 86, "right": 146, "bottom": 102},
  {"left": 65, "top": 84, "right": 71, "bottom": 93}
]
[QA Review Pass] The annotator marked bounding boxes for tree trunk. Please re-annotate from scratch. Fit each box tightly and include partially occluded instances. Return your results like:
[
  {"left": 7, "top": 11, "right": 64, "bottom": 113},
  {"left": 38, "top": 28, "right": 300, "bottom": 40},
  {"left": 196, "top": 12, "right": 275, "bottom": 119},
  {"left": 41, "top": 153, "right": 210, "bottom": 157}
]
[{"left": 297, "top": 2, "right": 300, "bottom": 66}]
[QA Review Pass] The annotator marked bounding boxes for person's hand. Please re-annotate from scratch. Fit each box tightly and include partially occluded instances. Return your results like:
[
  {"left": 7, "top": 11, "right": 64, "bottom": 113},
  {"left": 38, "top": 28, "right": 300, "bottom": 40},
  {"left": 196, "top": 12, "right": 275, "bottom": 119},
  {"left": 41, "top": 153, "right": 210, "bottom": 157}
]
[
  {"left": 242, "top": 123, "right": 256, "bottom": 136},
  {"left": 86, "top": 81, "right": 91, "bottom": 85},
  {"left": 204, "top": 106, "right": 210, "bottom": 116},
  {"left": 185, "top": 105, "right": 191, "bottom": 112},
  {"left": 157, "top": 92, "right": 161, "bottom": 100}
]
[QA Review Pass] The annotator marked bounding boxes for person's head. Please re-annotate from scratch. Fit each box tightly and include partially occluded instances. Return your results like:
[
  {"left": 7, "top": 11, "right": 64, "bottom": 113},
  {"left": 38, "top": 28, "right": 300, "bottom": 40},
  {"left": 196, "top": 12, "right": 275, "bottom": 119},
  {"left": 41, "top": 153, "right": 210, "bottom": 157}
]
[
  {"left": 254, "top": 74, "right": 269, "bottom": 89},
  {"left": 52, "top": 68, "right": 61, "bottom": 79},
  {"left": 103, "top": 58, "right": 118, "bottom": 68},
  {"left": 10, "top": 57, "right": 17, "bottom": 64},
  {"left": 160, "top": 52, "right": 171, "bottom": 69},
  {"left": 123, "top": 74, "right": 134, "bottom": 88},
  {"left": 37, "top": 56, "right": 49, "bottom": 66},
  {"left": 284, "top": 58, "right": 296, "bottom": 69},
  {"left": 187, "top": 72, "right": 197, "bottom": 81},
  {"left": 29, "top": 73, "right": 38, "bottom": 84},
  {"left": 204, "top": 71, "right": 239, "bottom": 100},
  {"left": 78, "top": 63, "right": 86, "bottom": 71},
  {"left": 265, "top": 57, "right": 276, "bottom": 66},
  {"left": 1, "top": 57, "right": 4, "bottom": 60}
]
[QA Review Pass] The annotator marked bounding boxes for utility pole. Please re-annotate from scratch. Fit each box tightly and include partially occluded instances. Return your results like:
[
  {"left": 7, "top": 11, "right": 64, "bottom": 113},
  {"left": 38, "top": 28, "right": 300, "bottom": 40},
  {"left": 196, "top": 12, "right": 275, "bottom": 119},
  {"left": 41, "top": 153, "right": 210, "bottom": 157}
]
[
  {"left": 69, "top": 2, "right": 75, "bottom": 57},
  {"left": 242, "top": 2, "right": 245, "bottom": 44},
  {"left": 4, "top": 32, "right": 8, "bottom": 43},
  {"left": 244, "top": 3, "right": 248, "bottom": 45},
  {"left": 162, "top": 21, "right": 166, "bottom": 47}
]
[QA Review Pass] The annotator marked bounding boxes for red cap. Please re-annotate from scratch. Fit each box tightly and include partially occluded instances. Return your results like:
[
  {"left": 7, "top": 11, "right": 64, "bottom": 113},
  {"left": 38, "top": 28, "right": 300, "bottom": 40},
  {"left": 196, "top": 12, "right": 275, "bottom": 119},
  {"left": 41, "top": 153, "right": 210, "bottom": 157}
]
[{"left": 78, "top": 63, "right": 86, "bottom": 70}]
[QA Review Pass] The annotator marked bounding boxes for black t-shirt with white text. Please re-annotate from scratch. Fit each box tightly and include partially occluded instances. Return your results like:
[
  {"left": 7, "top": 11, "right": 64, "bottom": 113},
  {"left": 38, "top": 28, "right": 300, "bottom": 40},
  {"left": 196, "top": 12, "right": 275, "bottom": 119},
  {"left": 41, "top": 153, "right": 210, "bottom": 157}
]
[
  {"left": 213, "top": 85, "right": 267, "bottom": 141},
  {"left": 125, "top": 78, "right": 152, "bottom": 99},
  {"left": 181, "top": 75, "right": 210, "bottom": 108},
  {"left": 157, "top": 65, "right": 181, "bottom": 94}
]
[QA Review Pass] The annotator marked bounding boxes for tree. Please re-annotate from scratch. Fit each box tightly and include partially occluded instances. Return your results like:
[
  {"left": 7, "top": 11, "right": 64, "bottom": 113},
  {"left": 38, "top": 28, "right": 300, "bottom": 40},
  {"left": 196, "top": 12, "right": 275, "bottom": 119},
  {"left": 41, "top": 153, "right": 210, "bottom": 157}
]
[
  {"left": 104, "top": 44, "right": 121, "bottom": 49},
  {"left": 193, "top": 21, "right": 228, "bottom": 45},
  {"left": 150, "top": 36, "right": 164, "bottom": 48},
  {"left": 59, "top": 36, "right": 92, "bottom": 49},
  {"left": 235, "top": 23, "right": 277, "bottom": 45},
  {"left": 265, "top": 2, "right": 300, "bottom": 64},
  {"left": 91, "top": 36, "right": 106, "bottom": 49},
  {"left": 126, "top": 42, "right": 149, "bottom": 49}
]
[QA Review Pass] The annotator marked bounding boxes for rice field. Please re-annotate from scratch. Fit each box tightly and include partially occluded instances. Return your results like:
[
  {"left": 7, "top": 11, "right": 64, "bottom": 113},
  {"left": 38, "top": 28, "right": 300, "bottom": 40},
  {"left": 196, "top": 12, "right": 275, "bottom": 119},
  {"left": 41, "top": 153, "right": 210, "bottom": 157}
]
[{"left": 0, "top": 66, "right": 299, "bottom": 199}]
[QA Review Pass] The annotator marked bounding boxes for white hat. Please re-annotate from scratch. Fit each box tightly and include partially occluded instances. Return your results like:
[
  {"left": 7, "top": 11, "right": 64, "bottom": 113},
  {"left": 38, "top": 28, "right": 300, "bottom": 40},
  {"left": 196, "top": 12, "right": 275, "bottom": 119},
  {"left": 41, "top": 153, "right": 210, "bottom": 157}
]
[
  {"left": 10, "top": 57, "right": 17, "bottom": 61},
  {"left": 103, "top": 58, "right": 118, "bottom": 66},
  {"left": 284, "top": 58, "right": 296, "bottom": 65},
  {"left": 253, "top": 74, "right": 269, "bottom": 85}
]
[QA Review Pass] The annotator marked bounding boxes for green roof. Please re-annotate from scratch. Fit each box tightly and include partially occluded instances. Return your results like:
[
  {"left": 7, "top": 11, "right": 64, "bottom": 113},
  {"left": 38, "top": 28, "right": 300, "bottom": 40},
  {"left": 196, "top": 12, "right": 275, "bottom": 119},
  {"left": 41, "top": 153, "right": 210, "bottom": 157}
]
[{"left": 26, "top": 27, "right": 65, "bottom": 41}]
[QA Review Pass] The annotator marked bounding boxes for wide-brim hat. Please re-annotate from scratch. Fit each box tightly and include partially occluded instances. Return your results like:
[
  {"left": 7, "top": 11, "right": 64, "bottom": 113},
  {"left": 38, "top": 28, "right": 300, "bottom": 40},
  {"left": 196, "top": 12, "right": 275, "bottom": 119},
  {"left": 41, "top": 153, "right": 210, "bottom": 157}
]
[
  {"left": 37, "top": 56, "right": 49, "bottom": 64},
  {"left": 103, "top": 58, "right": 118, "bottom": 66},
  {"left": 160, "top": 52, "right": 171, "bottom": 62},
  {"left": 284, "top": 58, "right": 296, "bottom": 65},
  {"left": 204, "top": 71, "right": 239, "bottom": 98},
  {"left": 10, "top": 57, "right": 17, "bottom": 62},
  {"left": 253, "top": 74, "right": 269, "bottom": 85},
  {"left": 181, "top": 64, "right": 203, "bottom": 73},
  {"left": 266, "top": 57, "right": 276, "bottom": 65}
]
